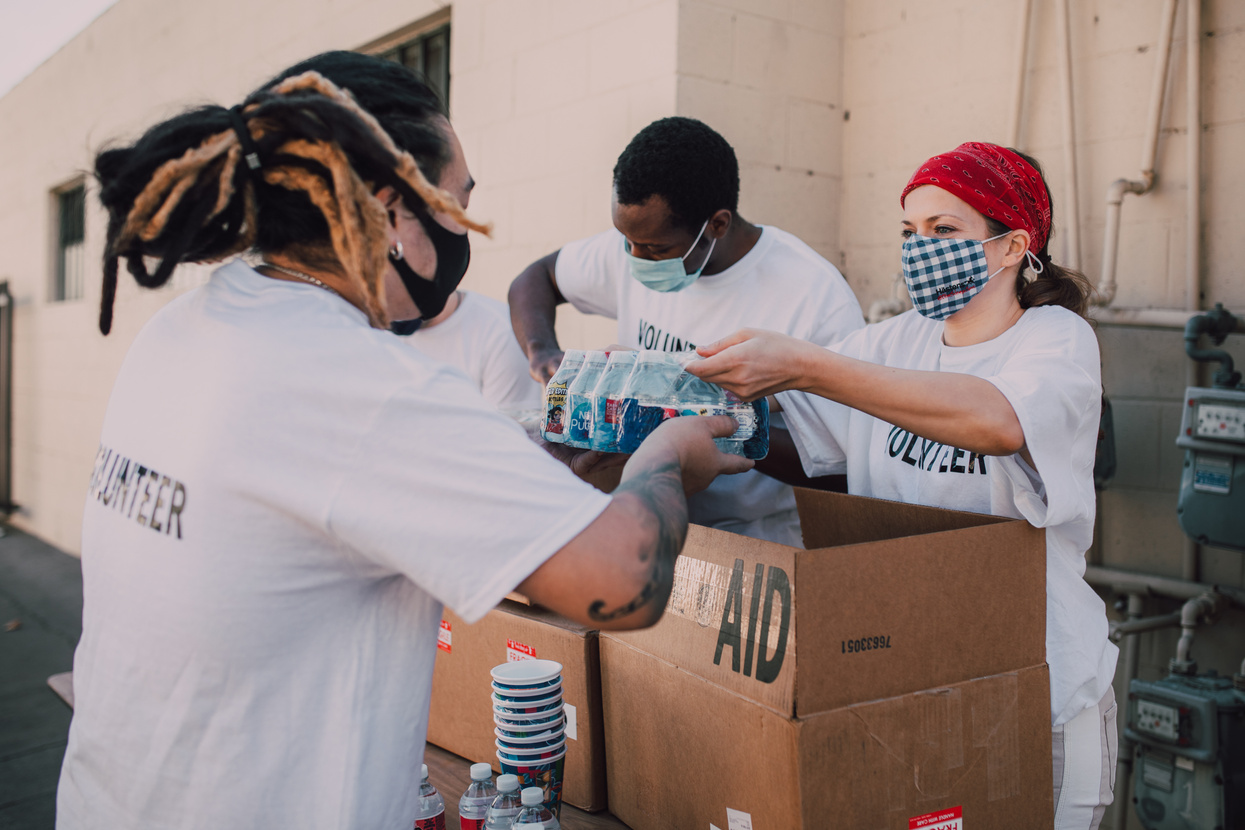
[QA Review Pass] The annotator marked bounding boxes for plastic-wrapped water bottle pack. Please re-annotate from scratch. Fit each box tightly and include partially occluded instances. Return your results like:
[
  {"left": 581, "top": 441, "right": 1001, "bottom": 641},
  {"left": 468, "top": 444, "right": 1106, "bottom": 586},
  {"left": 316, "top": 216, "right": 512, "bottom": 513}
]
[{"left": 540, "top": 349, "right": 768, "bottom": 460}]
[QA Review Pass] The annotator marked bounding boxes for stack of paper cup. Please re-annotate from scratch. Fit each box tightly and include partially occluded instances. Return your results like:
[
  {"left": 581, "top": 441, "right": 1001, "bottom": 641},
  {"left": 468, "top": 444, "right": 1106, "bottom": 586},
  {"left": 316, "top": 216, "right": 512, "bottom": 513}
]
[{"left": 491, "top": 659, "right": 566, "bottom": 817}]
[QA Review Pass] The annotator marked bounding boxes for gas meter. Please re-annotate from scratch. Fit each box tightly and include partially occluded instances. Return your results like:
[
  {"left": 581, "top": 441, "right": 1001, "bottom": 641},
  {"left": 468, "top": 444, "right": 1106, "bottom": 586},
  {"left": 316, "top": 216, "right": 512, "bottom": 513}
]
[
  {"left": 1176, "top": 386, "right": 1245, "bottom": 551},
  {"left": 1125, "top": 672, "right": 1245, "bottom": 829},
  {"left": 1133, "top": 303, "right": 1245, "bottom": 830}
]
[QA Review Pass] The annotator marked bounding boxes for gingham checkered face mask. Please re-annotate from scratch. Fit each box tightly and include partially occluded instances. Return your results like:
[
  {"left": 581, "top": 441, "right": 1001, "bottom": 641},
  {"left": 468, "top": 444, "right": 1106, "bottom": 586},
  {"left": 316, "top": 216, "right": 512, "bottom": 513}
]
[{"left": 901, "top": 232, "right": 1009, "bottom": 321}]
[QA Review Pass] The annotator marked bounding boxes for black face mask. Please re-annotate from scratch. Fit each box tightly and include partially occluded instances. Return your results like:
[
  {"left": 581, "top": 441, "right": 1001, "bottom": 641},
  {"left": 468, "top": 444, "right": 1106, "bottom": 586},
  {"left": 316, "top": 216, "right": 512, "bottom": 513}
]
[{"left": 388, "top": 206, "right": 471, "bottom": 335}]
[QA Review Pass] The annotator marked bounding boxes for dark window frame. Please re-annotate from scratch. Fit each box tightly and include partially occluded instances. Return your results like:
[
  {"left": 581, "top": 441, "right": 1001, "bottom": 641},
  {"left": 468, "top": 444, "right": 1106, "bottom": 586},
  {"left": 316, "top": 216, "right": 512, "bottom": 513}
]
[
  {"left": 52, "top": 181, "right": 86, "bottom": 303},
  {"left": 361, "top": 12, "right": 452, "bottom": 113}
]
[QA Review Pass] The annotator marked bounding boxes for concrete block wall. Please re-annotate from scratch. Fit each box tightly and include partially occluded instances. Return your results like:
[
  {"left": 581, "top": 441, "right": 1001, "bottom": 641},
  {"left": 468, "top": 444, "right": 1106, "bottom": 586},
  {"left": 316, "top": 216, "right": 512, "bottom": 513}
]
[
  {"left": 676, "top": 0, "right": 846, "bottom": 279},
  {"left": 450, "top": 0, "right": 679, "bottom": 354},
  {"left": 841, "top": 0, "right": 1245, "bottom": 311}
]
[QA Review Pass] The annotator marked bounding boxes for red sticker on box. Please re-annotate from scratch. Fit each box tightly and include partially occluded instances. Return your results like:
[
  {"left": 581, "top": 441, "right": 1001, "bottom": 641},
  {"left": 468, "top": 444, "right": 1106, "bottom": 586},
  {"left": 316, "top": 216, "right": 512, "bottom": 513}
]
[
  {"left": 506, "top": 638, "right": 536, "bottom": 661},
  {"left": 437, "top": 620, "right": 452, "bottom": 653},
  {"left": 909, "top": 806, "right": 962, "bottom": 829}
]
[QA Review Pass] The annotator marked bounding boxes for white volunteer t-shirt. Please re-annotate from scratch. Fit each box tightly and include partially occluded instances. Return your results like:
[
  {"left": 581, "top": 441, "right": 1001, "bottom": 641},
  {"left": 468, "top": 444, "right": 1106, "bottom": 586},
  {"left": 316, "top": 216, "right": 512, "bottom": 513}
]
[
  {"left": 777, "top": 306, "right": 1118, "bottom": 726},
  {"left": 556, "top": 227, "right": 864, "bottom": 546},
  {"left": 58, "top": 261, "right": 612, "bottom": 830},
  {"left": 407, "top": 290, "right": 544, "bottom": 411}
]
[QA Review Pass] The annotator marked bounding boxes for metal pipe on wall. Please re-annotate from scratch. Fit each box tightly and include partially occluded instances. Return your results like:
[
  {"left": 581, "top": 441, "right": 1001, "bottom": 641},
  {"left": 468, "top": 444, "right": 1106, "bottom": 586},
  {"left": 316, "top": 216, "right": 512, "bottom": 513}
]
[
  {"left": 1094, "top": 0, "right": 1180, "bottom": 306},
  {"left": 1114, "top": 593, "right": 1146, "bottom": 830},
  {"left": 1084, "top": 565, "right": 1227, "bottom": 603},
  {"left": 1090, "top": 306, "right": 1245, "bottom": 330},
  {"left": 1182, "top": 0, "right": 1204, "bottom": 584},
  {"left": 1187, "top": 0, "right": 1202, "bottom": 317},
  {"left": 1172, "top": 593, "right": 1221, "bottom": 670},
  {"left": 1055, "top": 0, "right": 1082, "bottom": 268},
  {"left": 1008, "top": 0, "right": 1034, "bottom": 148},
  {"left": 1110, "top": 610, "right": 1184, "bottom": 639}
]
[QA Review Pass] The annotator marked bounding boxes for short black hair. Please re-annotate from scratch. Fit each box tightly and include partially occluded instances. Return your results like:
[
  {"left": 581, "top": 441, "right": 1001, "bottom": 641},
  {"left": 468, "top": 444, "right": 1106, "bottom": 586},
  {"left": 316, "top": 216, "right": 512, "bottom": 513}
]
[{"left": 612, "top": 117, "right": 740, "bottom": 232}]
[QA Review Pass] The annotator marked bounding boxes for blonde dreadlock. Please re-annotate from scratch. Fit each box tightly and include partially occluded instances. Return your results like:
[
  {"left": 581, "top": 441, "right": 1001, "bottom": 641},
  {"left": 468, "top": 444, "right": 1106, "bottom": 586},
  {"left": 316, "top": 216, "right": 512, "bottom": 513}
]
[{"left": 95, "top": 57, "right": 488, "bottom": 335}]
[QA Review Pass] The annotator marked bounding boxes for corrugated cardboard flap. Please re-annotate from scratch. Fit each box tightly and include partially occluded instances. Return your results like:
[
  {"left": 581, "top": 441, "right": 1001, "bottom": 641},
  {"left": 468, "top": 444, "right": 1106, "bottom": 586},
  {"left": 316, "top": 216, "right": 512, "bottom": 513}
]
[
  {"left": 796, "top": 488, "right": 1012, "bottom": 550},
  {"left": 792, "top": 517, "right": 1045, "bottom": 716},
  {"left": 609, "top": 523, "right": 800, "bottom": 715},
  {"left": 795, "top": 664, "right": 1053, "bottom": 828},
  {"left": 602, "top": 632, "right": 1054, "bottom": 830}
]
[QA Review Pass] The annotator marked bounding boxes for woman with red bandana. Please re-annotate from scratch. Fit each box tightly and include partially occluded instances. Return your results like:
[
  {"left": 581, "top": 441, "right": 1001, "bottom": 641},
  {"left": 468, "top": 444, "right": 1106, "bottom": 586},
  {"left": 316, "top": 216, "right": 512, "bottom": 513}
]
[{"left": 689, "top": 143, "right": 1119, "bottom": 828}]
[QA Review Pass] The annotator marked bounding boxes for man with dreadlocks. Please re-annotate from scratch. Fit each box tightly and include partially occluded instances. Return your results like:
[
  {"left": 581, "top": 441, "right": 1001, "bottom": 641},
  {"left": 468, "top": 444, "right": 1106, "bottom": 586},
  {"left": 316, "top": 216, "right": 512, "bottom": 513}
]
[{"left": 57, "top": 52, "right": 750, "bottom": 830}]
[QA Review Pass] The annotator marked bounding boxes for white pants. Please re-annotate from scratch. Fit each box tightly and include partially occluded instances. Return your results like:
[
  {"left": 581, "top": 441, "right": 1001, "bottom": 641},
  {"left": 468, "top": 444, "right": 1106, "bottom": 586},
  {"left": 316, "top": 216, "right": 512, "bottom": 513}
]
[{"left": 1052, "top": 685, "right": 1118, "bottom": 830}]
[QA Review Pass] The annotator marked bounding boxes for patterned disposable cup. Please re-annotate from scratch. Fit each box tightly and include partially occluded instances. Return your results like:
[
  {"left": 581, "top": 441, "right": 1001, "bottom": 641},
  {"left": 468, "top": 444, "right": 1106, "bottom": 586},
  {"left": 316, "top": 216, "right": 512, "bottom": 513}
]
[
  {"left": 494, "top": 714, "right": 566, "bottom": 739},
  {"left": 491, "top": 679, "right": 564, "bottom": 700},
  {"left": 491, "top": 692, "right": 563, "bottom": 716},
  {"left": 495, "top": 723, "right": 566, "bottom": 748},
  {"left": 496, "top": 749, "right": 566, "bottom": 818},
  {"left": 494, "top": 723, "right": 566, "bottom": 744},
  {"left": 495, "top": 739, "right": 566, "bottom": 763},
  {"left": 491, "top": 701, "right": 564, "bottom": 722},
  {"left": 490, "top": 660, "right": 563, "bottom": 689}
]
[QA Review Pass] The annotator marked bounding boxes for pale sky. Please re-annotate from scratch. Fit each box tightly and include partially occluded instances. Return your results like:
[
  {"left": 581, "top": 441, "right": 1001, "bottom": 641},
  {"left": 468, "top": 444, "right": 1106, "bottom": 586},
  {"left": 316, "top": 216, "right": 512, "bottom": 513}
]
[{"left": 0, "top": 0, "right": 119, "bottom": 98}]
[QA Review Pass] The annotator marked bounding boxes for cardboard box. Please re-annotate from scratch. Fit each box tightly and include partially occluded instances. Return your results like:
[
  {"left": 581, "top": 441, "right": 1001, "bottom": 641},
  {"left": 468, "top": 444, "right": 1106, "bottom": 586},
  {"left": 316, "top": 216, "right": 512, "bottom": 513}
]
[
  {"left": 602, "top": 635, "right": 1053, "bottom": 829},
  {"left": 607, "top": 489, "right": 1047, "bottom": 718},
  {"left": 427, "top": 601, "right": 607, "bottom": 811}
]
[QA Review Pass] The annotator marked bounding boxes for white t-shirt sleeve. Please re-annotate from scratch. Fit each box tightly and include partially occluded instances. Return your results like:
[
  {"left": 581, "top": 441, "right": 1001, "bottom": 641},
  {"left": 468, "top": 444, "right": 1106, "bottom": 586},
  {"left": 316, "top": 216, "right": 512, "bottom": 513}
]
[
  {"left": 328, "top": 373, "right": 612, "bottom": 622},
  {"left": 775, "top": 390, "right": 850, "bottom": 477},
  {"left": 472, "top": 297, "right": 545, "bottom": 411},
  {"left": 983, "top": 311, "right": 1101, "bottom": 532},
  {"left": 808, "top": 281, "right": 866, "bottom": 348},
  {"left": 554, "top": 230, "right": 625, "bottom": 319},
  {"left": 773, "top": 321, "right": 881, "bottom": 477},
  {"left": 479, "top": 331, "right": 545, "bottom": 410}
]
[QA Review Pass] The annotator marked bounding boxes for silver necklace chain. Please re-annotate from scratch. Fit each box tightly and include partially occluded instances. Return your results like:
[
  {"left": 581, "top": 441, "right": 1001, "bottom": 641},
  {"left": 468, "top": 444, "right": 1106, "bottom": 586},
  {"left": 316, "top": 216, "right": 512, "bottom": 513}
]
[{"left": 260, "top": 262, "right": 342, "bottom": 298}]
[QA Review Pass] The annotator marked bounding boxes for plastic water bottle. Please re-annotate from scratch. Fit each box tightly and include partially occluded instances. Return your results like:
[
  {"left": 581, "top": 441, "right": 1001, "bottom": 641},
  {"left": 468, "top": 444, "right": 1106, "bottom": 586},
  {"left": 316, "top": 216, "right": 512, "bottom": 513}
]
[
  {"left": 616, "top": 351, "right": 684, "bottom": 453},
  {"left": 672, "top": 355, "right": 770, "bottom": 460},
  {"left": 483, "top": 774, "right": 523, "bottom": 829},
  {"left": 741, "top": 394, "right": 770, "bottom": 460},
  {"left": 564, "top": 350, "right": 609, "bottom": 449},
  {"left": 458, "top": 763, "right": 497, "bottom": 830},
  {"left": 589, "top": 351, "right": 638, "bottom": 452},
  {"left": 541, "top": 350, "right": 586, "bottom": 443},
  {"left": 671, "top": 364, "right": 733, "bottom": 446},
  {"left": 414, "top": 764, "right": 447, "bottom": 830},
  {"left": 512, "top": 787, "right": 560, "bottom": 830}
]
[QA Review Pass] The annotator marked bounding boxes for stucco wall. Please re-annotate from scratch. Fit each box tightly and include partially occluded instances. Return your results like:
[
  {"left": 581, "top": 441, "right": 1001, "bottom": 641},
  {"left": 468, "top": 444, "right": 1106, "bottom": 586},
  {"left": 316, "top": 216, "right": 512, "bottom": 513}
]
[
  {"left": 0, "top": 0, "right": 484, "bottom": 552},
  {"left": 449, "top": 0, "right": 678, "bottom": 355},
  {"left": 677, "top": 0, "right": 845, "bottom": 274}
]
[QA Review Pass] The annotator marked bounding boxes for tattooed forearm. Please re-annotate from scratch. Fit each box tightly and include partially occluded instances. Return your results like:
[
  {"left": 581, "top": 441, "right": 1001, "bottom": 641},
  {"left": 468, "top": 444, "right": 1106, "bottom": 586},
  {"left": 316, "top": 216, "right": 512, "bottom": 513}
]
[{"left": 587, "top": 460, "right": 687, "bottom": 623}]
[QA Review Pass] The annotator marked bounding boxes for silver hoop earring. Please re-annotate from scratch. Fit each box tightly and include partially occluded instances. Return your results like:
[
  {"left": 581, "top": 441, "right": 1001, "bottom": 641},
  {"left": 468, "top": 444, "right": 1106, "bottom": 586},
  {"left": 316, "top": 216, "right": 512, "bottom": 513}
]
[{"left": 388, "top": 240, "right": 404, "bottom": 261}]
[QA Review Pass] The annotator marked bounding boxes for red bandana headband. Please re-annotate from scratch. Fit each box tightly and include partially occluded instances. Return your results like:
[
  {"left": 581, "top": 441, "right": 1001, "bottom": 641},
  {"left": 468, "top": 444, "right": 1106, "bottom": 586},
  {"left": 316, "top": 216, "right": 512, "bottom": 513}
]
[{"left": 900, "top": 142, "right": 1051, "bottom": 255}]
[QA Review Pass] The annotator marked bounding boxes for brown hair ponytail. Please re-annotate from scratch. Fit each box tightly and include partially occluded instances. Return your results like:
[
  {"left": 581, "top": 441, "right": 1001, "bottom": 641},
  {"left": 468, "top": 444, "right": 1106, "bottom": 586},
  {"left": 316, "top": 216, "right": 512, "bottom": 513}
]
[{"left": 985, "top": 148, "right": 1094, "bottom": 319}]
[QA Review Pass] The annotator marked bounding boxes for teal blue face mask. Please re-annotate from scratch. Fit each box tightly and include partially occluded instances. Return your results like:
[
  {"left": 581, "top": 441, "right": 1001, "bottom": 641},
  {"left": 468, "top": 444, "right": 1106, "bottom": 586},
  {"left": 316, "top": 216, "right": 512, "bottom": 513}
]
[{"left": 625, "top": 220, "right": 717, "bottom": 292}]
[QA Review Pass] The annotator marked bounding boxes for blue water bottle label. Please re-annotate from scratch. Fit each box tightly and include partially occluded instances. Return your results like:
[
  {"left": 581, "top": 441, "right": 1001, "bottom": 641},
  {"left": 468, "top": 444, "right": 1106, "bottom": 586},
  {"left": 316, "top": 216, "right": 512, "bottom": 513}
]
[{"left": 568, "top": 397, "right": 592, "bottom": 444}]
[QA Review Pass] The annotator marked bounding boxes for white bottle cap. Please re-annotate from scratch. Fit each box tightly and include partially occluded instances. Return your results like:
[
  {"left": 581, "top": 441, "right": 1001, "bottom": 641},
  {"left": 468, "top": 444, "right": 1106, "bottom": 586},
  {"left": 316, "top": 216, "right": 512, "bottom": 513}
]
[
  {"left": 470, "top": 762, "right": 492, "bottom": 781},
  {"left": 521, "top": 787, "right": 543, "bottom": 806},
  {"left": 420, "top": 763, "right": 429, "bottom": 780},
  {"left": 497, "top": 774, "right": 519, "bottom": 792}
]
